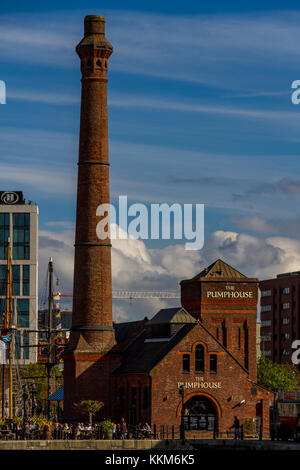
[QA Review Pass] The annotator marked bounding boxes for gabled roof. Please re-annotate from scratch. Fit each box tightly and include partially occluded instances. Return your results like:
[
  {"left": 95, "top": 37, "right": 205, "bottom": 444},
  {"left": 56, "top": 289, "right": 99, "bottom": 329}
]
[
  {"left": 113, "top": 323, "right": 195, "bottom": 374},
  {"left": 147, "top": 307, "right": 197, "bottom": 325},
  {"left": 182, "top": 259, "right": 248, "bottom": 282},
  {"left": 113, "top": 314, "right": 251, "bottom": 376}
]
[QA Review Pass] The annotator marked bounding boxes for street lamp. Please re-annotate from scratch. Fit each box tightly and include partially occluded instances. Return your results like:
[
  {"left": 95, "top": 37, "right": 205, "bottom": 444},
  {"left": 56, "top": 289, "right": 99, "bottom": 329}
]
[
  {"left": 22, "top": 385, "right": 28, "bottom": 421},
  {"left": 179, "top": 385, "right": 185, "bottom": 440},
  {"left": 22, "top": 385, "right": 28, "bottom": 439}
]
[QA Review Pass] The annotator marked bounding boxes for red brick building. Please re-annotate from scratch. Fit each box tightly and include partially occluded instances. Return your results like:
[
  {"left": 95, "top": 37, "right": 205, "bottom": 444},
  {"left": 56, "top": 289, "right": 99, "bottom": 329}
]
[
  {"left": 111, "top": 259, "right": 273, "bottom": 437},
  {"left": 63, "top": 16, "right": 273, "bottom": 438},
  {"left": 260, "top": 271, "right": 300, "bottom": 364}
]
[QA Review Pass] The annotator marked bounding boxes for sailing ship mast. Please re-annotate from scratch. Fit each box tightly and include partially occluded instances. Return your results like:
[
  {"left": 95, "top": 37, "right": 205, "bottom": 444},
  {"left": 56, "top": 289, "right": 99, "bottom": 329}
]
[{"left": 1, "top": 238, "right": 13, "bottom": 419}]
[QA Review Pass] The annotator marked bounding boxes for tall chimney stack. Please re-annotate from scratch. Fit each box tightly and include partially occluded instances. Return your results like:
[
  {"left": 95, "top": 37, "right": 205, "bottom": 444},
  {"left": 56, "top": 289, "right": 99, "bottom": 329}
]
[
  {"left": 72, "top": 15, "right": 115, "bottom": 349},
  {"left": 64, "top": 15, "right": 116, "bottom": 419}
]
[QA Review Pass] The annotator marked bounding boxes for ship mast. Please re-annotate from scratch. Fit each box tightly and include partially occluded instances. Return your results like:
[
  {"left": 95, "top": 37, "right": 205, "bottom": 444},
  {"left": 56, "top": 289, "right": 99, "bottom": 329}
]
[{"left": 1, "top": 238, "right": 13, "bottom": 419}]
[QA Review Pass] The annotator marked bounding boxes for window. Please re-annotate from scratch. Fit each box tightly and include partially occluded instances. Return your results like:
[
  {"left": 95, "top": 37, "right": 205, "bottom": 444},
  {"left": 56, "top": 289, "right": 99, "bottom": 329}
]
[
  {"left": 282, "top": 318, "right": 290, "bottom": 325},
  {"left": 210, "top": 354, "right": 217, "bottom": 373},
  {"left": 195, "top": 344, "right": 205, "bottom": 373},
  {"left": 282, "top": 302, "right": 290, "bottom": 310},
  {"left": 261, "top": 335, "right": 272, "bottom": 342},
  {"left": 143, "top": 387, "right": 149, "bottom": 409},
  {"left": 15, "top": 330, "right": 21, "bottom": 360},
  {"left": 182, "top": 354, "right": 190, "bottom": 373},
  {"left": 262, "top": 350, "right": 271, "bottom": 356},
  {"left": 13, "top": 213, "right": 30, "bottom": 260},
  {"left": 23, "top": 331, "right": 29, "bottom": 360},
  {"left": 23, "top": 265, "right": 30, "bottom": 296},
  {"left": 0, "top": 265, "right": 6, "bottom": 295},
  {"left": 261, "top": 320, "right": 272, "bottom": 327},
  {"left": 12, "top": 265, "right": 20, "bottom": 296},
  {"left": 130, "top": 387, "right": 137, "bottom": 407},
  {"left": 261, "top": 290, "right": 271, "bottom": 297},
  {"left": 150, "top": 324, "right": 170, "bottom": 338},
  {"left": 119, "top": 387, "right": 125, "bottom": 410},
  {"left": 261, "top": 305, "right": 271, "bottom": 312},
  {"left": 0, "top": 213, "right": 9, "bottom": 260},
  {"left": 0, "top": 265, "right": 20, "bottom": 296},
  {"left": 282, "top": 287, "right": 290, "bottom": 295},
  {"left": 17, "top": 298, "right": 29, "bottom": 327}
]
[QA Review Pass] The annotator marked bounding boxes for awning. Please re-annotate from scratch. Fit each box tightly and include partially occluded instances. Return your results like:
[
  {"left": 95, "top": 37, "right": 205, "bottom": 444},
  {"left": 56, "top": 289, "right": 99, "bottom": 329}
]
[{"left": 47, "top": 386, "right": 64, "bottom": 401}]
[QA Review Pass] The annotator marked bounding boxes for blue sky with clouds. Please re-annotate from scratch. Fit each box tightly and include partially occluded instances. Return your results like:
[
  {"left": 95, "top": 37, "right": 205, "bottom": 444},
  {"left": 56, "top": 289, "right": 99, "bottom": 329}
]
[{"left": 2, "top": 1, "right": 300, "bottom": 317}]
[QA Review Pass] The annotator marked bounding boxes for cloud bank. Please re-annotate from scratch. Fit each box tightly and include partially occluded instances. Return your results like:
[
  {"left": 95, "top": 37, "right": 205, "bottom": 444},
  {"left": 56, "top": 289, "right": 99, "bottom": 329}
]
[{"left": 38, "top": 224, "right": 300, "bottom": 322}]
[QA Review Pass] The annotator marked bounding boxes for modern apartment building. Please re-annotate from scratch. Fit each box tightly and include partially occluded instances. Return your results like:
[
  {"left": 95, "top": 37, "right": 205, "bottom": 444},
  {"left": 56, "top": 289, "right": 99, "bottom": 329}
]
[
  {"left": 260, "top": 271, "right": 300, "bottom": 365},
  {"left": 0, "top": 191, "right": 38, "bottom": 363}
]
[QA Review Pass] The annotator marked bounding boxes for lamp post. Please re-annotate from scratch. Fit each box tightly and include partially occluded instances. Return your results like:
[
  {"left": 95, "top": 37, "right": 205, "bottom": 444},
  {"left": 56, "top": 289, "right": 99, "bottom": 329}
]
[
  {"left": 22, "top": 385, "right": 28, "bottom": 439},
  {"left": 179, "top": 385, "right": 185, "bottom": 440}
]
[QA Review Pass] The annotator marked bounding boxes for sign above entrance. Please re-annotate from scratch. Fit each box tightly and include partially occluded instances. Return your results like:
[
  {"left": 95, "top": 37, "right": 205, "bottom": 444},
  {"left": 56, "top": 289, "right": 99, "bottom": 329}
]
[{"left": 178, "top": 377, "right": 222, "bottom": 390}]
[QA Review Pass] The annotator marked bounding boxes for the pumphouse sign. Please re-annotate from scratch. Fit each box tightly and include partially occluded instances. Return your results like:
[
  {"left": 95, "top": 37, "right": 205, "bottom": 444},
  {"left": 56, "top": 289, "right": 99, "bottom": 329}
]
[{"left": 202, "top": 283, "right": 258, "bottom": 305}]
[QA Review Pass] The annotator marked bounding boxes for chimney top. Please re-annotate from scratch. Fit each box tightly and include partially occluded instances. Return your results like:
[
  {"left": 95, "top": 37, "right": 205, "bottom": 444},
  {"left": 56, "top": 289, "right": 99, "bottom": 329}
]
[{"left": 84, "top": 15, "right": 105, "bottom": 35}]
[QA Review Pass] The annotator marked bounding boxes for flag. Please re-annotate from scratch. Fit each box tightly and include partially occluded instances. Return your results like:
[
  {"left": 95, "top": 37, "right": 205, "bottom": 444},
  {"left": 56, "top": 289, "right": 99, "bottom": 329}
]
[{"left": 0, "top": 329, "right": 12, "bottom": 343}]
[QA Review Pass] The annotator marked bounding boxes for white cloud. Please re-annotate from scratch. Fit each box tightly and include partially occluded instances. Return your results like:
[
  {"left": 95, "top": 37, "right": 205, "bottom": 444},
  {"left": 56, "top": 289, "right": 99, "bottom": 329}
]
[
  {"left": 0, "top": 162, "right": 76, "bottom": 195},
  {"left": 8, "top": 89, "right": 79, "bottom": 106},
  {"left": 38, "top": 225, "right": 300, "bottom": 322},
  {"left": 109, "top": 93, "right": 299, "bottom": 122}
]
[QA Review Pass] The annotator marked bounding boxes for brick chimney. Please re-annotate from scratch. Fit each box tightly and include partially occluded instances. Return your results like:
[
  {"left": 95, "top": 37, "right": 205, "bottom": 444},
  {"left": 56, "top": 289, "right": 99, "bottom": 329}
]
[
  {"left": 71, "top": 15, "right": 115, "bottom": 350},
  {"left": 63, "top": 15, "right": 116, "bottom": 419}
]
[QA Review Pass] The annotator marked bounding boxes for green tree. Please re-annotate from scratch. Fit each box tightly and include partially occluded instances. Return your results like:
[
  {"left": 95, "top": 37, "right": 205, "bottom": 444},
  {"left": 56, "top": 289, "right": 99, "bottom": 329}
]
[
  {"left": 76, "top": 400, "right": 104, "bottom": 425},
  {"left": 257, "top": 356, "right": 298, "bottom": 393},
  {"left": 22, "top": 363, "right": 63, "bottom": 414}
]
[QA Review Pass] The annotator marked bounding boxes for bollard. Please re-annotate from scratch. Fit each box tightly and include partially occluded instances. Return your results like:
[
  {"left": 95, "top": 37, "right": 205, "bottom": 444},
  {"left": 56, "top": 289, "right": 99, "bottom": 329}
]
[
  {"left": 259, "top": 424, "right": 262, "bottom": 441},
  {"left": 240, "top": 424, "right": 244, "bottom": 440},
  {"left": 172, "top": 425, "right": 175, "bottom": 440},
  {"left": 153, "top": 424, "right": 157, "bottom": 439}
]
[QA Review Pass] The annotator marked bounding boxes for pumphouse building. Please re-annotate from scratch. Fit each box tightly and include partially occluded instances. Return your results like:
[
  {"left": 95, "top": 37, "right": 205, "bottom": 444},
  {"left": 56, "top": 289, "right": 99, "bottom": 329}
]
[{"left": 63, "top": 15, "right": 273, "bottom": 437}]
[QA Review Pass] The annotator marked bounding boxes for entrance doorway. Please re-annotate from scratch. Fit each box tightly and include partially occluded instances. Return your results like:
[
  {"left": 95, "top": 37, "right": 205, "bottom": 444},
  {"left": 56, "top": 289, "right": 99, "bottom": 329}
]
[{"left": 183, "top": 395, "right": 217, "bottom": 431}]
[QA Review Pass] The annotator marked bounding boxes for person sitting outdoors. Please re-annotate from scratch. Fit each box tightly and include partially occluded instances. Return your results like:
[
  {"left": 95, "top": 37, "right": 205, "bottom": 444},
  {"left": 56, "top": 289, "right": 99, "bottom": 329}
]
[{"left": 142, "top": 422, "right": 151, "bottom": 438}]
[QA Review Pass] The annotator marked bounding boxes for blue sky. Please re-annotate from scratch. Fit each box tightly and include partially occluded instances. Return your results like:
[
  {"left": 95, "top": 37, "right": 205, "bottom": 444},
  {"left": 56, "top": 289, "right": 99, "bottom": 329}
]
[{"left": 1, "top": 1, "right": 300, "bottom": 317}]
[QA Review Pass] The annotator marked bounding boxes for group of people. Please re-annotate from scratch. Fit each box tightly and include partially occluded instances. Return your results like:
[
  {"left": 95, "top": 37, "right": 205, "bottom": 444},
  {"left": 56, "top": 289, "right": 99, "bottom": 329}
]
[
  {"left": 112, "top": 418, "right": 152, "bottom": 440},
  {"left": 0, "top": 416, "right": 154, "bottom": 440},
  {"left": 0, "top": 420, "right": 103, "bottom": 440}
]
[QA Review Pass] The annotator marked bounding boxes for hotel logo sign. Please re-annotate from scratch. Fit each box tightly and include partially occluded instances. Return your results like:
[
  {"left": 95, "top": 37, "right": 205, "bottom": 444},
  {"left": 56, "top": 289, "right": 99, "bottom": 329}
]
[{"left": 0, "top": 191, "right": 24, "bottom": 205}]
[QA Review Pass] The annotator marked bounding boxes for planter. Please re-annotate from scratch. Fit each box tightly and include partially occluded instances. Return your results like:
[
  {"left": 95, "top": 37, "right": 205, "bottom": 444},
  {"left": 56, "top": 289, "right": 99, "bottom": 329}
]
[{"left": 104, "top": 430, "right": 113, "bottom": 440}]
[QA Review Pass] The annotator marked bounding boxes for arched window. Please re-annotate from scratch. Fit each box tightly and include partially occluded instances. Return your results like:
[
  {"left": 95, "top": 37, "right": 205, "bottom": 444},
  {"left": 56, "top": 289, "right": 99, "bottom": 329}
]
[
  {"left": 182, "top": 354, "right": 190, "bottom": 373},
  {"left": 210, "top": 354, "right": 217, "bottom": 373},
  {"left": 195, "top": 344, "right": 205, "bottom": 372}
]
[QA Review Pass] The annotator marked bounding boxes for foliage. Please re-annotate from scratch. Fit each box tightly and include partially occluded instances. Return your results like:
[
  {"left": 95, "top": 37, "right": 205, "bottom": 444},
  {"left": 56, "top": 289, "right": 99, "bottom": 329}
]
[
  {"left": 76, "top": 400, "right": 104, "bottom": 425},
  {"left": 12, "top": 417, "right": 23, "bottom": 425},
  {"left": 31, "top": 414, "right": 53, "bottom": 429},
  {"left": 21, "top": 363, "right": 63, "bottom": 413},
  {"left": 0, "top": 418, "right": 5, "bottom": 426},
  {"left": 257, "top": 356, "right": 298, "bottom": 393},
  {"left": 100, "top": 419, "right": 115, "bottom": 432}
]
